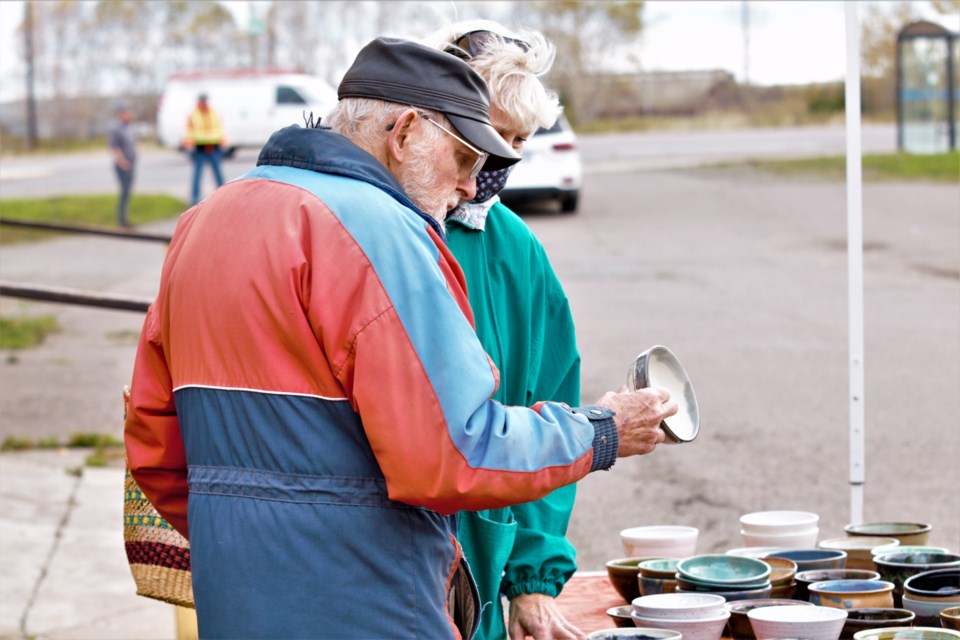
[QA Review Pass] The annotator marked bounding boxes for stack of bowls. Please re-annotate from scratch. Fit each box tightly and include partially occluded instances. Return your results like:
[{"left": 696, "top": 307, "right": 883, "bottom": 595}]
[
  {"left": 638, "top": 558, "right": 681, "bottom": 596},
  {"left": 902, "top": 568, "right": 960, "bottom": 626},
  {"left": 845, "top": 522, "right": 933, "bottom": 547},
  {"left": 819, "top": 537, "right": 901, "bottom": 571},
  {"left": 725, "top": 598, "right": 814, "bottom": 640},
  {"left": 796, "top": 570, "right": 884, "bottom": 602},
  {"left": 808, "top": 579, "right": 896, "bottom": 610},
  {"left": 631, "top": 592, "right": 730, "bottom": 640},
  {"left": 874, "top": 553, "right": 960, "bottom": 607},
  {"left": 675, "top": 554, "right": 773, "bottom": 602},
  {"left": 606, "top": 557, "right": 660, "bottom": 603},
  {"left": 621, "top": 525, "right": 699, "bottom": 559},
  {"left": 740, "top": 510, "right": 820, "bottom": 549},
  {"left": 747, "top": 605, "right": 848, "bottom": 640},
  {"left": 764, "top": 557, "right": 799, "bottom": 599}
]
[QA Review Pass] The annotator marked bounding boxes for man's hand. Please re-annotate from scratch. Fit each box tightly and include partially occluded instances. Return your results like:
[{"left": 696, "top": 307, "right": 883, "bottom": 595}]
[
  {"left": 595, "top": 386, "right": 677, "bottom": 457},
  {"left": 508, "top": 593, "right": 586, "bottom": 640}
]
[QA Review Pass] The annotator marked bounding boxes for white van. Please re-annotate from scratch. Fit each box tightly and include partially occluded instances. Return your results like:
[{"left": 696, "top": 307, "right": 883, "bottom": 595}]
[{"left": 156, "top": 70, "right": 337, "bottom": 153}]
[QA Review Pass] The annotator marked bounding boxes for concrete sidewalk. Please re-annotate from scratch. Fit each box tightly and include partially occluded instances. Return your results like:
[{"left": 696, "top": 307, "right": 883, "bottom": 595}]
[{"left": 0, "top": 449, "right": 176, "bottom": 639}]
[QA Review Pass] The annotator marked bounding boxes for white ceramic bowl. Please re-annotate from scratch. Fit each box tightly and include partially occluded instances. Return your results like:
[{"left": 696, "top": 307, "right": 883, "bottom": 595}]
[
  {"left": 740, "top": 511, "right": 820, "bottom": 535},
  {"left": 632, "top": 592, "right": 726, "bottom": 620},
  {"left": 903, "top": 593, "right": 960, "bottom": 625},
  {"left": 630, "top": 609, "right": 730, "bottom": 640},
  {"left": 742, "top": 527, "right": 820, "bottom": 549},
  {"left": 852, "top": 626, "right": 960, "bottom": 640},
  {"left": 587, "top": 629, "right": 684, "bottom": 640},
  {"left": 747, "top": 604, "right": 847, "bottom": 640},
  {"left": 621, "top": 525, "right": 699, "bottom": 559}
]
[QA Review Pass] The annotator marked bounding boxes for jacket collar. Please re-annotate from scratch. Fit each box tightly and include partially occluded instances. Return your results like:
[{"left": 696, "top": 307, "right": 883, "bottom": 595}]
[{"left": 257, "top": 125, "right": 445, "bottom": 239}]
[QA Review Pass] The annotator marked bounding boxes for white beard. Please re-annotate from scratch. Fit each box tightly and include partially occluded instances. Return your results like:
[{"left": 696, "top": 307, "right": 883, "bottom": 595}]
[{"left": 396, "top": 147, "right": 458, "bottom": 222}]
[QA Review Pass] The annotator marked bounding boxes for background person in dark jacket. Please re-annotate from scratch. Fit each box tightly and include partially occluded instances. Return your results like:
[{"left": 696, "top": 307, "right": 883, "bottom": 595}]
[{"left": 108, "top": 102, "right": 137, "bottom": 227}]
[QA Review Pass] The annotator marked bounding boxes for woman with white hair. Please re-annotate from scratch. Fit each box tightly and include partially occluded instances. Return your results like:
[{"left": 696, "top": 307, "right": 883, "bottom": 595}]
[{"left": 424, "top": 20, "right": 586, "bottom": 640}]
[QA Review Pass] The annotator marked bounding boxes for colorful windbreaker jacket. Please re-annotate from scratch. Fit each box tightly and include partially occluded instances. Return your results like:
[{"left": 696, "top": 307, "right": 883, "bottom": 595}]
[{"left": 124, "top": 125, "right": 618, "bottom": 639}]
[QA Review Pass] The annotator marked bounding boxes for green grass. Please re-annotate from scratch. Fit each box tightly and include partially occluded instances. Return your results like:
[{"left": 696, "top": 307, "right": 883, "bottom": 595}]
[
  {"left": 0, "top": 314, "right": 60, "bottom": 349},
  {"left": 1, "top": 431, "right": 125, "bottom": 468},
  {"left": 0, "top": 193, "right": 187, "bottom": 245},
  {"left": 735, "top": 151, "right": 959, "bottom": 182}
]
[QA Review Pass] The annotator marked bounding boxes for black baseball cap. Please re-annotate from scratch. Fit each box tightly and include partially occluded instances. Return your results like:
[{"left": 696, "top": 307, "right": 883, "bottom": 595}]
[{"left": 338, "top": 37, "right": 520, "bottom": 171}]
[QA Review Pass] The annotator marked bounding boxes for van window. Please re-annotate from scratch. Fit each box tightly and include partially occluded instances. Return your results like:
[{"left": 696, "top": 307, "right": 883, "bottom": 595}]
[{"left": 276, "top": 86, "right": 307, "bottom": 105}]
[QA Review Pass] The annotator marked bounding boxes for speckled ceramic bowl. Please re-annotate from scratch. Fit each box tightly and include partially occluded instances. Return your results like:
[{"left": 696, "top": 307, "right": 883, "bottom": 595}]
[{"left": 748, "top": 604, "right": 848, "bottom": 640}]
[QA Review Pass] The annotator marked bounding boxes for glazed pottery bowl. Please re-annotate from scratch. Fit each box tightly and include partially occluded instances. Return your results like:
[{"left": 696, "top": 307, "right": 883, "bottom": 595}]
[
  {"left": 902, "top": 568, "right": 960, "bottom": 601},
  {"left": 845, "top": 523, "right": 933, "bottom": 547},
  {"left": 840, "top": 609, "right": 916, "bottom": 639},
  {"left": 589, "top": 627, "right": 684, "bottom": 640},
  {"left": 940, "top": 606, "right": 960, "bottom": 631},
  {"left": 819, "top": 537, "right": 901, "bottom": 571},
  {"left": 607, "top": 557, "right": 658, "bottom": 603},
  {"left": 808, "top": 579, "right": 896, "bottom": 610},
  {"left": 627, "top": 345, "right": 700, "bottom": 444},
  {"left": 743, "top": 527, "right": 820, "bottom": 549},
  {"left": 727, "top": 546, "right": 790, "bottom": 559},
  {"left": 640, "top": 558, "right": 682, "bottom": 580},
  {"left": 874, "top": 555, "right": 960, "bottom": 606},
  {"left": 632, "top": 592, "right": 727, "bottom": 620},
  {"left": 903, "top": 594, "right": 959, "bottom": 628},
  {"left": 676, "top": 583, "right": 773, "bottom": 602},
  {"left": 769, "top": 580, "right": 798, "bottom": 600},
  {"left": 748, "top": 604, "right": 848, "bottom": 640},
  {"left": 852, "top": 626, "right": 960, "bottom": 640},
  {"left": 797, "top": 570, "right": 884, "bottom": 602},
  {"left": 631, "top": 609, "right": 730, "bottom": 640},
  {"left": 874, "top": 547, "right": 950, "bottom": 559},
  {"left": 725, "top": 598, "right": 814, "bottom": 640},
  {"left": 678, "top": 555, "right": 772, "bottom": 585},
  {"left": 676, "top": 573, "right": 771, "bottom": 592},
  {"left": 767, "top": 548, "right": 848, "bottom": 573},
  {"left": 640, "top": 574, "right": 679, "bottom": 596},
  {"left": 740, "top": 510, "right": 820, "bottom": 535},
  {"left": 605, "top": 605, "right": 637, "bottom": 628},
  {"left": 761, "top": 556, "right": 798, "bottom": 586},
  {"left": 621, "top": 526, "right": 699, "bottom": 559}
]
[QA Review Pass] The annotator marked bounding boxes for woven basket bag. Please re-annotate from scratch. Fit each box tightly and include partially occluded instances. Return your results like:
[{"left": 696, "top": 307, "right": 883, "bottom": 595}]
[{"left": 122, "top": 386, "right": 194, "bottom": 608}]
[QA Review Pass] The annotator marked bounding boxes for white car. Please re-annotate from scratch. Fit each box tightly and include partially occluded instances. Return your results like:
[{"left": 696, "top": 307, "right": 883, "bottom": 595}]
[{"left": 501, "top": 114, "right": 582, "bottom": 213}]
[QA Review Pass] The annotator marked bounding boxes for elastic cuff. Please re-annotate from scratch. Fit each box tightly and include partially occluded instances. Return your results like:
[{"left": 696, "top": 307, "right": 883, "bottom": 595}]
[
  {"left": 573, "top": 405, "right": 618, "bottom": 472},
  {"left": 505, "top": 579, "right": 561, "bottom": 600}
]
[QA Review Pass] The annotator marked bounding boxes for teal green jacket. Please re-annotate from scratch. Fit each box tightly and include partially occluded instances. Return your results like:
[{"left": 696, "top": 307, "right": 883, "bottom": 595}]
[{"left": 447, "top": 200, "right": 581, "bottom": 640}]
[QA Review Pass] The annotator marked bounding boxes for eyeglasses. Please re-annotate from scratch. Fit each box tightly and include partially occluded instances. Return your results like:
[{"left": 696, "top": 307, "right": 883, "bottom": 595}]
[
  {"left": 418, "top": 113, "right": 488, "bottom": 180},
  {"left": 446, "top": 30, "right": 530, "bottom": 60}
]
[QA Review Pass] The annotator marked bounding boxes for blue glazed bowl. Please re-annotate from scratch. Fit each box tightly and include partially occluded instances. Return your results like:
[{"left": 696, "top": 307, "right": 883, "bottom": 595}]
[
  {"left": 808, "top": 579, "right": 896, "bottom": 610},
  {"left": 677, "top": 554, "right": 772, "bottom": 585},
  {"left": 767, "top": 548, "right": 848, "bottom": 572}
]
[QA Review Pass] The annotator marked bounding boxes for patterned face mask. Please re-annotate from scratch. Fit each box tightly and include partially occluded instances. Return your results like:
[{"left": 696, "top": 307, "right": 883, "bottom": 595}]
[{"left": 470, "top": 164, "right": 516, "bottom": 204}]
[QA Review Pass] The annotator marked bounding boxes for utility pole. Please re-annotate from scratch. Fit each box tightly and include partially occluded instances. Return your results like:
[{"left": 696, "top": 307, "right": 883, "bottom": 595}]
[{"left": 24, "top": 0, "right": 38, "bottom": 150}]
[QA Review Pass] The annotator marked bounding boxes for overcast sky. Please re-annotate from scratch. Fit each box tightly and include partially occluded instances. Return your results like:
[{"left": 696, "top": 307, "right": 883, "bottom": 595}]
[{"left": 1, "top": 0, "right": 958, "bottom": 103}]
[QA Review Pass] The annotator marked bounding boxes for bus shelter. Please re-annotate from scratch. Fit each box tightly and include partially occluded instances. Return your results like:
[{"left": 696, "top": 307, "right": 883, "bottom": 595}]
[{"left": 896, "top": 20, "right": 959, "bottom": 153}]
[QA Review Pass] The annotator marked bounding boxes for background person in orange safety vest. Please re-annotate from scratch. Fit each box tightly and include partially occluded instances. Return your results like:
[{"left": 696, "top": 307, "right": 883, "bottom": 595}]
[{"left": 183, "top": 93, "right": 227, "bottom": 205}]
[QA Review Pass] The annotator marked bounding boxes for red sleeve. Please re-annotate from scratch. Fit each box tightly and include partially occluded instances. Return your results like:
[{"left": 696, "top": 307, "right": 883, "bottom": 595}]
[{"left": 124, "top": 305, "right": 189, "bottom": 538}]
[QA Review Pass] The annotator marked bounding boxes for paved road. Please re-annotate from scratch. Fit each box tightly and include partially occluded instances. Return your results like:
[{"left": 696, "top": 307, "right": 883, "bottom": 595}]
[{"left": 2, "top": 123, "right": 957, "bottom": 575}]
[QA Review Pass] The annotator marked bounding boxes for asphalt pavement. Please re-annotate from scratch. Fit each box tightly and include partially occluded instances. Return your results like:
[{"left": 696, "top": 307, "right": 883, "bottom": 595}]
[{"left": 1, "top": 124, "right": 958, "bottom": 638}]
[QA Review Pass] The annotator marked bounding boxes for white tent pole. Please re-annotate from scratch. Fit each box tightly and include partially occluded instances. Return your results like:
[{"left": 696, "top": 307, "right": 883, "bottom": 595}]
[{"left": 845, "top": 0, "right": 866, "bottom": 526}]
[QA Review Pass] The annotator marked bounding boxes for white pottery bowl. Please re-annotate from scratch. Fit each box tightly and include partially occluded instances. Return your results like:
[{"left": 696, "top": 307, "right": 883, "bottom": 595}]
[
  {"left": 747, "top": 604, "right": 847, "bottom": 640},
  {"left": 740, "top": 511, "right": 820, "bottom": 535},
  {"left": 630, "top": 609, "right": 730, "bottom": 640},
  {"left": 621, "top": 525, "right": 699, "bottom": 559},
  {"left": 632, "top": 592, "right": 726, "bottom": 620},
  {"left": 742, "top": 527, "right": 820, "bottom": 549}
]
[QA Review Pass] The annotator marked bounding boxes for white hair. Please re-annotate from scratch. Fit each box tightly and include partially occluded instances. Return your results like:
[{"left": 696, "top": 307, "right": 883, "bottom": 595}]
[
  {"left": 325, "top": 97, "right": 448, "bottom": 151},
  {"left": 421, "top": 20, "right": 562, "bottom": 135}
]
